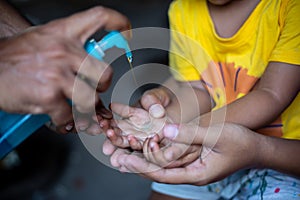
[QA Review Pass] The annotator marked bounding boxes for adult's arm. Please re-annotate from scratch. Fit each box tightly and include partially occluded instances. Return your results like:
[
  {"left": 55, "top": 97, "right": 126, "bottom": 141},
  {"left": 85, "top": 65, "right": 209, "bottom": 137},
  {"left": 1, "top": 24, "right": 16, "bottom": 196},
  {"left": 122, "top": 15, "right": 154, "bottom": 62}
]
[{"left": 0, "top": 0, "right": 31, "bottom": 37}]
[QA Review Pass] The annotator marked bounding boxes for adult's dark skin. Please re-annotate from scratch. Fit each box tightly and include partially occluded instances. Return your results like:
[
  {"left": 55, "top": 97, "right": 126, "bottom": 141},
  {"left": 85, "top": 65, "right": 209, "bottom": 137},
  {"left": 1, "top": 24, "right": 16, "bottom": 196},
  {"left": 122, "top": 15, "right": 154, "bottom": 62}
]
[{"left": 0, "top": 3, "right": 131, "bottom": 134}]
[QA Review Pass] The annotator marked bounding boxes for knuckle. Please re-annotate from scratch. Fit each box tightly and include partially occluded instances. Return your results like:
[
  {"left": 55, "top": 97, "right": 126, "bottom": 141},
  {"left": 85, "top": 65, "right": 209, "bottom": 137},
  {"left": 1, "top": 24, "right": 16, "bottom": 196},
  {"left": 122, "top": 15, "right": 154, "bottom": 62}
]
[
  {"left": 141, "top": 92, "right": 160, "bottom": 106},
  {"left": 39, "top": 21, "right": 64, "bottom": 36},
  {"left": 87, "top": 6, "right": 107, "bottom": 21},
  {"left": 144, "top": 90, "right": 159, "bottom": 99},
  {"left": 48, "top": 42, "right": 70, "bottom": 57},
  {"left": 141, "top": 93, "right": 153, "bottom": 102},
  {"left": 42, "top": 67, "right": 64, "bottom": 82},
  {"left": 38, "top": 88, "right": 59, "bottom": 105},
  {"left": 30, "top": 106, "right": 46, "bottom": 115},
  {"left": 89, "top": 6, "right": 105, "bottom": 14},
  {"left": 97, "top": 65, "right": 113, "bottom": 90}
]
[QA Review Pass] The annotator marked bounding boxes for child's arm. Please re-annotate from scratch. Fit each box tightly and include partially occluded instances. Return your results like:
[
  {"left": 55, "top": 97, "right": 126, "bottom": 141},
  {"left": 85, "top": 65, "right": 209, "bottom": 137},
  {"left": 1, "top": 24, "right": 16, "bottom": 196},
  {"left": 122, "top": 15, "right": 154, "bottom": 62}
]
[
  {"left": 141, "top": 62, "right": 299, "bottom": 168},
  {"left": 200, "top": 62, "right": 300, "bottom": 128}
]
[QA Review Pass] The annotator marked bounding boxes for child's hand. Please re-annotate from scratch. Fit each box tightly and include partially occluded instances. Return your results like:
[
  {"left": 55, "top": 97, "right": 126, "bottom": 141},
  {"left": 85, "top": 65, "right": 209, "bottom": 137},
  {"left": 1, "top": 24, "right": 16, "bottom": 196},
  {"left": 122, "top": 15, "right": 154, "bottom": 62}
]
[
  {"left": 142, "top": 133, "right": 202, "bottom": 168},
  {"left": 105, "top": 103, "right": 167, "bottom": 150},
  {"left": 140, "top": 87, "right": 172, "bottom": 116}
]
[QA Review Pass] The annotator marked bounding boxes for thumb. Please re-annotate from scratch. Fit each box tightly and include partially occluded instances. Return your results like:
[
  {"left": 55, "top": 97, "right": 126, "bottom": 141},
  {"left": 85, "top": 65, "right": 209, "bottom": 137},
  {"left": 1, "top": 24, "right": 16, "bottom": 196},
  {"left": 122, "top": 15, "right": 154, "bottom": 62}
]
[
  {"left": 51, "top": 6, "right": 131, "bottom": 43},
  {"left": 140, "top": 88, "right": 170, "bottom": 111},
  {"left": 149, "top": 104, "right": 165, "bottom": 118},
  {"left": 163, "top": 123, "right": 208, "bottom": 145}
]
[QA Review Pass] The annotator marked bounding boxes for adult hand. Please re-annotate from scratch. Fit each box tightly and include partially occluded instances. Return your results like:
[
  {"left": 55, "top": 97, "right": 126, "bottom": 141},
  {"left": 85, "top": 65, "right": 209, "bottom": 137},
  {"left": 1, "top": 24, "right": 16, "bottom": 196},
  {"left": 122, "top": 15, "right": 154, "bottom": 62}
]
[
  {"left": 0, "top": 6, "right": 131, "bottom": 133},
  {"left": 110, "top": 123, "right": 262, "bottom": 185}
]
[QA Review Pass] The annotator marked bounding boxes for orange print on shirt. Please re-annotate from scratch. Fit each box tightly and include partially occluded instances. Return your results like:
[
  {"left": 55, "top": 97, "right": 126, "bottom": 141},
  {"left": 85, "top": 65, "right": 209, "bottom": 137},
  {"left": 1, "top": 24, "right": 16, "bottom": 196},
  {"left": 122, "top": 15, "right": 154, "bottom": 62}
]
[
  {"left": 200, "top": 61, "right": 283, "bottom": 137},
  {"left": 201, "top": 61, "right": 258, "bottom": 106}
]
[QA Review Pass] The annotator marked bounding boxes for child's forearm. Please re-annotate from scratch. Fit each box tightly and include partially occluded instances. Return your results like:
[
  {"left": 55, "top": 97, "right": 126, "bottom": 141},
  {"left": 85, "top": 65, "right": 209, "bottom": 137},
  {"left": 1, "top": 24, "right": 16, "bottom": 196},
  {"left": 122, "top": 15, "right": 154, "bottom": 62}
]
[
  {"left": 0, "top": 1, "right": 31, "bottom": 37},
  {"left": 200, "top": 89, "right": 288, "bottom": 128}
]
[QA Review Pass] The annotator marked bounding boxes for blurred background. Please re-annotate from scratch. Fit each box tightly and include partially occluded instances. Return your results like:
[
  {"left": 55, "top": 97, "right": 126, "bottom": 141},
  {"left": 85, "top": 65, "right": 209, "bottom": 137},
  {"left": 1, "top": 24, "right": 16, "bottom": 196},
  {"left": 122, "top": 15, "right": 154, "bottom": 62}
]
[{"left": 0, "top": 0, "right": 173, "bottom": 199}]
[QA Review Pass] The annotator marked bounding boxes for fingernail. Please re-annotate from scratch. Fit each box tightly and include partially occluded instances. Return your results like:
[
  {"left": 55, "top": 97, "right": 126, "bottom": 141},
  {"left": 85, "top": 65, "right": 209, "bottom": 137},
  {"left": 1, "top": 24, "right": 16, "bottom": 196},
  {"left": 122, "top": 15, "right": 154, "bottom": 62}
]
[
  {"left": 149, "top": 104, "right": 165, "bottom": 118},
  {"left": 99, "top": 120, "right": 105, "bottom": 128},
  {"left": 92, "top": 114, "right": 98, "bottom": 122},
  {"left": 65, "top": 123, "right": 74, "bottom": 131},
  {"left": 128, "top": 135, "right": 133, "bottom": 141},
  {"left": 150, "top": 142, "right": 156, "bottom": 149},
  {"left": 163, "top": 124, "right": 178, "bottom": 139},
  {"left": 78, "top": 125, "right": 88, "bottom": 131},
  {"left": 107, "top": 130, "right": 113, "bottom": 137}
]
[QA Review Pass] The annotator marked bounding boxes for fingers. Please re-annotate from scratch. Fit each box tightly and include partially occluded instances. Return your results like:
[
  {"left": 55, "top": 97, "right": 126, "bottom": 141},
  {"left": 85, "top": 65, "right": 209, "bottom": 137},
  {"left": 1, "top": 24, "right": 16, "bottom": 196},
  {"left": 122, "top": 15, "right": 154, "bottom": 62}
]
[
  {"left": 106, "top": 129, "right": 130, "bottom": 148},
  {"left": 106, "top": 127, "right": 144, "bottom": 150},
  {"left": 143, "top": 136, "right": 174, "bottom": 167},
  {"left": 59, "top": 7, "right": 130, "bottom": 92},
  {"left": 118, "top": 153, "right": 205, "bottom": 184},
  {"left": 41, "top": 6, "right": 129, "bottom": 110},
  {"left": 96, "top": 100, "right": 113, "bottom": 119},
  {"left": 118, "top": 152, "right": 161, "bottom": 174},
  {"left": 127, "top": 135, "right": 143, "bottom": 150},
  {"left": 143, "top": 136, "right": 199, "bottom": 168},
  {"left": 30, "top": 28, "right": 106, "bottom": 114},
  {"left": 53, "top": 6, "right": 131, "bottom": 43},
  {"left": 76, "top": 58, "right": 113, "bottom": 93},
  {"left": 110, "top": 103, "right": 135, "bottom": 118},
  {"left": 110, "top": 146, "right": 130, "bottom": 168},
  {"left": 73, "top": 114, "right": 104, "bottom": 135},
  {"left": 117, "top": 151, "right": 201, "bottom": 183},
  {"left": 111, "top": 103, "right": 152, "bottom": 127},
  {"left": 103, "top": 139, "right": 116, "bottom": 155},
  {"left": 140, "top": 89, "right": 166, "bottom": 110},
  {"left": 163, "top": 144, "right": 202, "bottom": 168},
  {"left": 48, "top": 104, "right": 74, "bottom": 134},
  {"left": 97, "top": 7, "right": 132, "bottom": 40},
  {"left": 85, "top": 122, "right": 103, "bottom": 135},
  {"left": 71, "top": 76, "right": 100, "bottom": 112},
  {"left": 147, "top": 144, "right": 171, "bottom": 167},
  {"left": 72, "top": 101, "right": 112, "bottom": 135},
  {"left": 163, "top": 123, "right": 207, "bottom": 145}
]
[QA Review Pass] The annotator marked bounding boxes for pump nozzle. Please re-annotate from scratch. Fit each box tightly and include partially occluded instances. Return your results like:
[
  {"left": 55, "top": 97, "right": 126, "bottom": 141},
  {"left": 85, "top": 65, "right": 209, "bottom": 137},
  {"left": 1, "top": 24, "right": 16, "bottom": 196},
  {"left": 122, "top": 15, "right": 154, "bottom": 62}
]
[{"left": 85, "top": 31, "right": 132, "bottom": 63}]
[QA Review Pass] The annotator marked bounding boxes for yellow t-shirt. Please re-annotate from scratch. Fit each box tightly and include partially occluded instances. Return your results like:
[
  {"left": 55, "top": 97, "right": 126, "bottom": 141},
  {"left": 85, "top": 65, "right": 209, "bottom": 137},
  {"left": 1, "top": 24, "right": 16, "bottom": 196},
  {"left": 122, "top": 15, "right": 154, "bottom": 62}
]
[{"left": 168, "top": 0, "right": 300, "bottom": 139}]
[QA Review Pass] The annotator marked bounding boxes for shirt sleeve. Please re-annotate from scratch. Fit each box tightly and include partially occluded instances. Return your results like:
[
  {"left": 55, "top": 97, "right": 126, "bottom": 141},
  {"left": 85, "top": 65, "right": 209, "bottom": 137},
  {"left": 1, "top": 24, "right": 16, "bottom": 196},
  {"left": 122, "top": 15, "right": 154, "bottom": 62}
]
[{"left": 269, "top": 0, "right": 300, "bottom": 65}]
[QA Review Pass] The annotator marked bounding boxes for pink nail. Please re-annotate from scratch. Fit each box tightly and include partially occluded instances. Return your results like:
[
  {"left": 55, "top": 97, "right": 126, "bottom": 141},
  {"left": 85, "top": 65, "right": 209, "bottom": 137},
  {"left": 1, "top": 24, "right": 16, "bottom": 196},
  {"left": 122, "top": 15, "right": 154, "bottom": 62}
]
[
  {"left": 65, "top": 123, "right": 73, "bottom": 131},
  {"left": 163, "top": 124, "right": 179, "bottom": 139}
]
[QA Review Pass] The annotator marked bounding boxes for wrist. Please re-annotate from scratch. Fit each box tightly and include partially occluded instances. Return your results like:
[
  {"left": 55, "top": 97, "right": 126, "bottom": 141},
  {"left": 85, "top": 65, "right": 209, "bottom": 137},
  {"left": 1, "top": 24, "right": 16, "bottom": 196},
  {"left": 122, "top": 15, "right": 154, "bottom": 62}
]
[{"left": 254, "top": 133, "right": 274, "bottom": 169}]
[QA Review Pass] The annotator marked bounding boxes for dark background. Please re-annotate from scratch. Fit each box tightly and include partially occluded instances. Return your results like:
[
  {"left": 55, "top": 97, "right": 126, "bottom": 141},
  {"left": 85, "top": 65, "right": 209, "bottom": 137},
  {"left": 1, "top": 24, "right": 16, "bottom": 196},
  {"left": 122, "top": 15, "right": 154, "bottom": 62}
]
[{"left": 0, "top": 0, "right": 172, "bottom": 199}]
